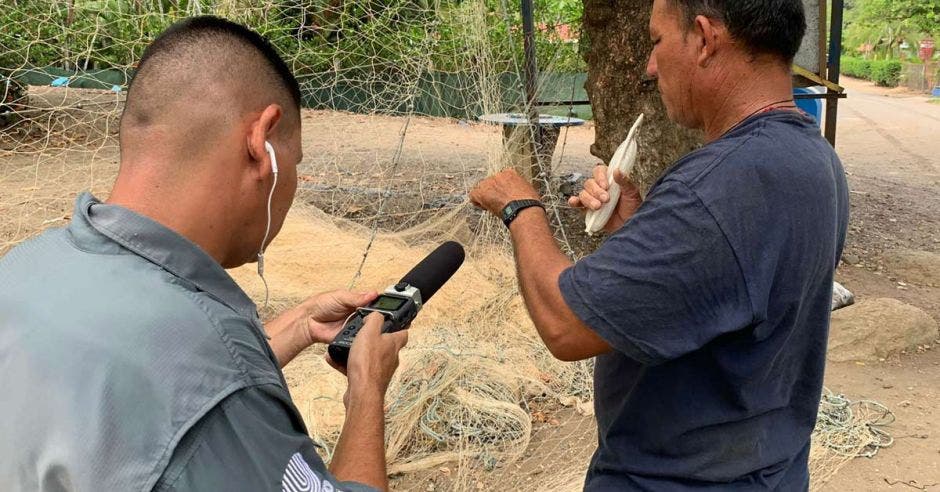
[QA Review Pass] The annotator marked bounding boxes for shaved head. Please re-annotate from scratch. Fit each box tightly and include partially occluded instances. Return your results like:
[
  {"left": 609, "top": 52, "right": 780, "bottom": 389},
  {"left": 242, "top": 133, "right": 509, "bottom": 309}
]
[
  {"left": 120, "top": 16, "right": 301, "bottom": 159},
  {"left": 110, "top": 17, "right": 305, "bottom": 268}
]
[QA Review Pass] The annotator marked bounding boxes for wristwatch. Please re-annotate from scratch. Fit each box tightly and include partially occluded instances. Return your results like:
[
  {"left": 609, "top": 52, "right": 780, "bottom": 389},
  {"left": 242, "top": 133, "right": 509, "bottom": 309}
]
[{"left": 501, "top": 199, "right": 545, "bottom": 228}]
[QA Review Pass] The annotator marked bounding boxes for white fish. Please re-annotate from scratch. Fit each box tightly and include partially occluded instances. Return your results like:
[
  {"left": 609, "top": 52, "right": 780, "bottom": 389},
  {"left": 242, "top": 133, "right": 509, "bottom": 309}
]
[{"left": 584, "top": 113, "right": 644, "bottom": 235}]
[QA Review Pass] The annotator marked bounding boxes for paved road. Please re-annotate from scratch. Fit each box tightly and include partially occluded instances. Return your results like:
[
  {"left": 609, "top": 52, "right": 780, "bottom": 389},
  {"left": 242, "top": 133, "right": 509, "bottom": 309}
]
[{"left": 835, "top": 78, "right": 940, "bottom": 188}]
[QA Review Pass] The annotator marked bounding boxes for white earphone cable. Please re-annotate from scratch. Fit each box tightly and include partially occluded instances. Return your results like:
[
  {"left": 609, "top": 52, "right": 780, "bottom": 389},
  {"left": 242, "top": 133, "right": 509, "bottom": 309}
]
[{"left": 258, "top": 144, "right": 278, "bottom": 312}]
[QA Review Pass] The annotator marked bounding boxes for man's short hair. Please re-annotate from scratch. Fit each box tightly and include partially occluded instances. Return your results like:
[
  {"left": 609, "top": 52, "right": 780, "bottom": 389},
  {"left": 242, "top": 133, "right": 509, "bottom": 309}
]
[
  {"left": 123, "top": 16, "right": 301, "bottom": 129},
  {"left": 668, "top": 0, "right": 806, "bottom": 63}
]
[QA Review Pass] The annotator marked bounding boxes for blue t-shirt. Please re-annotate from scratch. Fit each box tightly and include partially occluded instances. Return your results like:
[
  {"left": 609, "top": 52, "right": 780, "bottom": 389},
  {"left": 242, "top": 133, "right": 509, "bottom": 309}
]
[{"left": 559, "top": 110, "right": 849, "bottom": 491}]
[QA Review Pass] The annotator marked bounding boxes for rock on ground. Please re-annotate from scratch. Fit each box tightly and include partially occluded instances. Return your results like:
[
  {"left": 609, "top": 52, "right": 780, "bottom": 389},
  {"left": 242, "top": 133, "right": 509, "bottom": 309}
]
[
  {"left": 884, "top": 249, "right": 940, "bottom": 287},
  {"left": 828, "top": 297, "right": 939, "bottom": 362}
]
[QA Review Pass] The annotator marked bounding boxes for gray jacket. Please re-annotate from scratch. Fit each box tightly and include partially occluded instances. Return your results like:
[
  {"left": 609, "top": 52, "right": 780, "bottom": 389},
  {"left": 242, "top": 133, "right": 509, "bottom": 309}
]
[{"left": 0, "top": 193, "right": 373, "bottom": 492}]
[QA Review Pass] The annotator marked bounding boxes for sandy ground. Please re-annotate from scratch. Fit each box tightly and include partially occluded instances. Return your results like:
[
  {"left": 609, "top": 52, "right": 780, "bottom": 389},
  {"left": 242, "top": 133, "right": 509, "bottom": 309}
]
[{"left": 2, "top": 77, "right": 939, "bottom": 490}]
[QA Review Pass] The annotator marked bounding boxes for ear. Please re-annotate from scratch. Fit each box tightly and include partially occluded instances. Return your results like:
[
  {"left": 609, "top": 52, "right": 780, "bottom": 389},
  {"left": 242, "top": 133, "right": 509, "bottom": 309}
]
[
  {"left": 247, "top": 104, "right": 284, "bottom": 179},
  {"left": 693, "top": 15, "right": 721, "bottom": 67}
]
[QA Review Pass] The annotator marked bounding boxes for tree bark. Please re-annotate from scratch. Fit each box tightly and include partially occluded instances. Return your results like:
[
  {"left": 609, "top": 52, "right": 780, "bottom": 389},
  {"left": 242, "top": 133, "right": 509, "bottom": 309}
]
[{"left": 581, "top": 0, "right": 701, "bottom": 195}]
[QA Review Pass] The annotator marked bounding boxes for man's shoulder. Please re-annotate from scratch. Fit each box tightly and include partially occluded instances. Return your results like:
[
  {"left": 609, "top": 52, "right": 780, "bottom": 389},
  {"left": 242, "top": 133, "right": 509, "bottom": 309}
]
[
  {"left": 0, "top": 226, "right": 71, "bottom": 272},
  {"left": 0, "top": 229, "right": 284, "bottom": 491},
  {"left": 4, "top": 212, "right": 280, "bottom": 379},
  {"left": 665, "top": 112, "right": 837, "bottom": 191},
  {"left": 1, "top": 221, "right": 282, "bottom": 404}
]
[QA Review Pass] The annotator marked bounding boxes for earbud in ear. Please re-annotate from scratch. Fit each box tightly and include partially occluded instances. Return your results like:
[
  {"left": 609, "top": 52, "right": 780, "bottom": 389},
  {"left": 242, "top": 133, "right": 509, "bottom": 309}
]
[{"left": 264, "top": 141, "right": 279, "bottom": 175}]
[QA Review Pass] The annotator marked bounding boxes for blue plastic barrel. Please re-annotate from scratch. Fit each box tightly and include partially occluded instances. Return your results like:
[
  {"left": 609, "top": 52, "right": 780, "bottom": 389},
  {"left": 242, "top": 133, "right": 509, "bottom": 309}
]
[{"left": 793, "top": 87, "right": 823, "bottom": 126}]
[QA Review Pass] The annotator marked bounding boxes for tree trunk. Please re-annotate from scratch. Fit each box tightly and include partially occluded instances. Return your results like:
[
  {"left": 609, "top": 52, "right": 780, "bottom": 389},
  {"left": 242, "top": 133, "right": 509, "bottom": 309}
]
[{"left": 581, "top": 0, "right": 701, "bottom": 195}]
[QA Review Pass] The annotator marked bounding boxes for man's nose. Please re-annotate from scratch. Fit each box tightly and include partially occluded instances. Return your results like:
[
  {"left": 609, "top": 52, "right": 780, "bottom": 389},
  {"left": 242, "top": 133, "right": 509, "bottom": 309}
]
[{"left": 645, "top": 55, "right": 657, "bottom": 79}]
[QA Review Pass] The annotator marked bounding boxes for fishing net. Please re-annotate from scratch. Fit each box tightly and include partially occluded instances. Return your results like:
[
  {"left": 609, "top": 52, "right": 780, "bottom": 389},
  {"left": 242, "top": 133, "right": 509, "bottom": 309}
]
[
  {"left": 809, "top": 388, "right": 895, "bottom": 489},
  {"left": 0, "top": 1, "right": 891, "bottom": 490}
]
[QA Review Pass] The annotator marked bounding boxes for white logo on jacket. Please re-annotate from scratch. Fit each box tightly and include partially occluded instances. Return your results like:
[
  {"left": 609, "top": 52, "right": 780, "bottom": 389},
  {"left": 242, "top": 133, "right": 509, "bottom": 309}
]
[{"left": 281, "top": 452, "right": 337, "bottom": 492}]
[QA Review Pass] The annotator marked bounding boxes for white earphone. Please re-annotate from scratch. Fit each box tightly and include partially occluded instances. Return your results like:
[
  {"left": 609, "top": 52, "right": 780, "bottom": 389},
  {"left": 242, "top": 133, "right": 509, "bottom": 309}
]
[
  {"left": 258, "top": 140, "right": 279, "bottom": 311},
  {"left": 264, "top": 140, "right": 279, "bottom": 175}
]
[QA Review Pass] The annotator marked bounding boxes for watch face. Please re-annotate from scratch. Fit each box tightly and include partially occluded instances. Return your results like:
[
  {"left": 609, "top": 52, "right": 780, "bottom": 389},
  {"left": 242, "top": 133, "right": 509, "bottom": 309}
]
[{"left": 503, "top": 205, "right": 513, "bottom": 216}]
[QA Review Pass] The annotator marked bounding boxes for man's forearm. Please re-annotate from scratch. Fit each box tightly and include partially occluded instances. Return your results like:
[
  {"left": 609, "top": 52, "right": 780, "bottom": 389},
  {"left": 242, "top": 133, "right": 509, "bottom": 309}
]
[
  {"left": 330, "top": 389, "right": 388, "bottom": 491},
  {"left": 468, "top": 168, "right": 611, "bottom": 360},
  {"left": 508, "top": 207, "right": 573, "bottom": 326},
  {"left": 265, "top": 308, "right": 310, "bottom": 368},
  {"left": 507, "top": 208, "right": 611, "bottom": 360}
]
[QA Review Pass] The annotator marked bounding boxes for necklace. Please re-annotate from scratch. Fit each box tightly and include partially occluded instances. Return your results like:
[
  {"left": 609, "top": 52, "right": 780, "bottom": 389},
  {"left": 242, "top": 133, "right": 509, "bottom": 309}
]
[{"left": 718, "top": 98, "right": 798, "bottom": 138}]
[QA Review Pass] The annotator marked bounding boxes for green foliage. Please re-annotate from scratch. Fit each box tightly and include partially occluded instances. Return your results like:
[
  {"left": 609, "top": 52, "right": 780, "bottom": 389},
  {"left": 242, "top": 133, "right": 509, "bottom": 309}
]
[
  {"left": 0, "top": 2, "right": 64, "bottom": 70},
  {"left": 0, "top": 0, "right": 585, "bottom": 118},
  {"left": 869, "top": 59, "right": 902, "bottom": 87},
  {"left": 840, "top": 56, "right": 872, "bottom": 79},
  {"left": 0, "top": 1, "right": 186, "bottom": 72},
  {"left": 841, "top": 56, "right": 903, "bottom": 87},
  {"left": 844, "top": 0, "right": 940, "bottom": 59},
  {"left": 0, "top": 0, "right": 585, "bottom": 78},
  {"left": 533, "top": 0, "right": 584, "bottom": 72},
  {"left": 469, "top": 0, "right": 585, "bottom": 73},
  {"left": 251, "top": 0, "right": 451, "bottom": 74}
]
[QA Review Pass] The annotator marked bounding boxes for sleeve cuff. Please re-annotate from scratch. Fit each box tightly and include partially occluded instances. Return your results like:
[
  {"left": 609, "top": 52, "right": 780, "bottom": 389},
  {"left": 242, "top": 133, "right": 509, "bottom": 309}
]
[{"left": 558, "top": 265, "right": 657, "bottom": 365}]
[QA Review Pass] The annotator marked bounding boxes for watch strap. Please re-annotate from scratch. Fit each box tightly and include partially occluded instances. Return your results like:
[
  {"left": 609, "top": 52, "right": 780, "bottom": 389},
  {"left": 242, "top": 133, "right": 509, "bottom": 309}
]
[{"left": 501, "top": 199, "right": 545, "bottom": 228}]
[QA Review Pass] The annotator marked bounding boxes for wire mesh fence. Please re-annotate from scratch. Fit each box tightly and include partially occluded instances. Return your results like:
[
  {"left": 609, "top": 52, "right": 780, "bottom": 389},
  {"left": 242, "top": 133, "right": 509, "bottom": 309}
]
[{"left": 0, "top": 2, "right": 892, "bottom": 490}]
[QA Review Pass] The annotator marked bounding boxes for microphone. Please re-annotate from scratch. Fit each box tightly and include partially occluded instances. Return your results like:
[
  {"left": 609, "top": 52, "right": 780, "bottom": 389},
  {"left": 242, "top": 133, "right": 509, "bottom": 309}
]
[
  {"left": 398, "top": 241, "right": 465, "bottom": 303},
  {"left": 327, "top": 241, "right": 465, "bottom": 365}
]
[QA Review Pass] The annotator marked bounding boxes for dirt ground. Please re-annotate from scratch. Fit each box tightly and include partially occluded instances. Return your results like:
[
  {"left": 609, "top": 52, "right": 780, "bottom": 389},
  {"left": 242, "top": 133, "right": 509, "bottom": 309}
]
[
  {"left": 1, "top": 77, "right": 939, "bottom": 490},
  {"left": 816, "top": 77, "right": 940, "bottom": 491}
]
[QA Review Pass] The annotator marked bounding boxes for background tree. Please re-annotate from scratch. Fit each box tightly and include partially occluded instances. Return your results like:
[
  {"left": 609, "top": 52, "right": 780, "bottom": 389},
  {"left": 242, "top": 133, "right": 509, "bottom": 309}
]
[
  {"left": 844, "top": 0, "right": 940, "bottom": 59},
  {"left": 580, "top": 0, "right": 700, "bottom": 194}
]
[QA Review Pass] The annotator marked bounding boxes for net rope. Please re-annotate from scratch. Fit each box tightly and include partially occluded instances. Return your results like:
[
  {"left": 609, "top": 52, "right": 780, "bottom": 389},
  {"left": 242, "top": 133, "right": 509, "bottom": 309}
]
[{"left": 1, "top": 2, "right": 891, "bottom": 490}]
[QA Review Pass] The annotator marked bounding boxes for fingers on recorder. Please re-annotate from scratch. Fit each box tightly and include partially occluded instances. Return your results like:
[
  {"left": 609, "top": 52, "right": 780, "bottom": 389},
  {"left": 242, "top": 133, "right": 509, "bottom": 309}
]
[{"left": 347, "top": 312, "right": 409, "bottom": 394}]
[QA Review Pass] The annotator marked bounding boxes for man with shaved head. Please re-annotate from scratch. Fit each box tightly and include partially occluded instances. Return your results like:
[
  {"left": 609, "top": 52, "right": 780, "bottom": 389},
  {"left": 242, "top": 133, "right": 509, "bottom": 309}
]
[{"left": 0, "top": 17, "right": 404, "bottom": 492}]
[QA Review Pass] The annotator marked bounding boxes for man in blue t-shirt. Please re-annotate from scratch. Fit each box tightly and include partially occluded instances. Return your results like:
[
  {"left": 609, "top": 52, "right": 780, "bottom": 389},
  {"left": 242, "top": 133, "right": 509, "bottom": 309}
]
[{"left": 470, "top": 0, "right": 848, "bottom": 489}]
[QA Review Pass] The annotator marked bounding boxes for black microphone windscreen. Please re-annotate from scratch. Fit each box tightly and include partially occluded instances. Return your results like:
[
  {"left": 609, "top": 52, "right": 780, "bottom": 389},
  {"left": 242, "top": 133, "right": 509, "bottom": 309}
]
[{"left": 399, "top": 241, "right": 465, "bottom": 302}]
